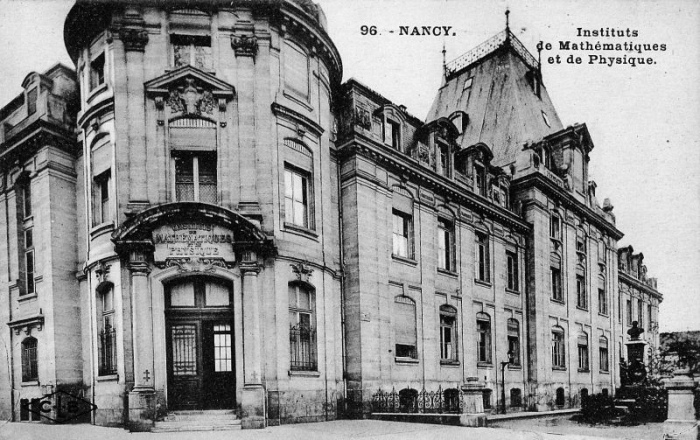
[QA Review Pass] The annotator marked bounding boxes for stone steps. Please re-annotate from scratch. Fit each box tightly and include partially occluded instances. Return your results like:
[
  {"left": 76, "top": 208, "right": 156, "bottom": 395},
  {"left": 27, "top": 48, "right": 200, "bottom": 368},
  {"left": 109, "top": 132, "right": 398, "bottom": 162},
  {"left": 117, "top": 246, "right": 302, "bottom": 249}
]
[{"left": 153, "top": 410, "right": 240, "bottom": 432}]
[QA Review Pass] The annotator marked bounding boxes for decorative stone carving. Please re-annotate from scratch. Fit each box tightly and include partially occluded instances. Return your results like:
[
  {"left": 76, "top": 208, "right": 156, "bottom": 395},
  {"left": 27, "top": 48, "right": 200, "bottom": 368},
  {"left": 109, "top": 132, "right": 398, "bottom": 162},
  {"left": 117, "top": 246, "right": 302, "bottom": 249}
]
[
  {"left": 167, "top": 78, "right": 215, "bottom": 116},
  {"left": 162, "top": 257, "right": 230, "bottom": 273},
  {"left": 353, "top": 107, "right": 371, "bottom": 130},
  {"left": 231, "top": 34, "right": 258, "bottom": 57},
  {"left": 95, "top": 261, "right": 111, "bottom": 284},
  {"left": 291, "top": 262, "right": 314, "bottom": 283},
  {"left": 119, "top": 28, "right": 149, "bottom": 52}
]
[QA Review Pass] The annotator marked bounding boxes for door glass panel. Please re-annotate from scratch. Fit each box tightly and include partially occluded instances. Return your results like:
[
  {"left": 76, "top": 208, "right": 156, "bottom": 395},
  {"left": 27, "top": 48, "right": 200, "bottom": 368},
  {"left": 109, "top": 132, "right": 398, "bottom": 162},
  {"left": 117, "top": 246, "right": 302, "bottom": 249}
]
[
  {"left": 213, "top": 324, "right": 232, "bottom": 372},
  {"left": 172, "top": 325, "right": 197, "bottom": 375},
  {"left": 205, "top": 282, "right": 230, "bottom": 306},
  {"left": 170, "top": 282, "right": 195, "bottom": 307}
]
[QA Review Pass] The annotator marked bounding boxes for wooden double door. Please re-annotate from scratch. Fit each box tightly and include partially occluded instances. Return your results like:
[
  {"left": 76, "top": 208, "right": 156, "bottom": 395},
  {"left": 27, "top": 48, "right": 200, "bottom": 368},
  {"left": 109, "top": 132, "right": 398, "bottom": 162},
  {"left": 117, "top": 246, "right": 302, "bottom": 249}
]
[{"left": 165, "top": 278, "right": 235, "bottom": 410}]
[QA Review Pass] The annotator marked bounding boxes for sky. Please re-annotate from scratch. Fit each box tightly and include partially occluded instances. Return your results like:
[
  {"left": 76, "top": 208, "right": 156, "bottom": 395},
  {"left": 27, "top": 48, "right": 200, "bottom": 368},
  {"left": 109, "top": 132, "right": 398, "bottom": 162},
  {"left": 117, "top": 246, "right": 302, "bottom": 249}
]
[{"left": 0, "top": 0, "right": 698, "bottom": 332}]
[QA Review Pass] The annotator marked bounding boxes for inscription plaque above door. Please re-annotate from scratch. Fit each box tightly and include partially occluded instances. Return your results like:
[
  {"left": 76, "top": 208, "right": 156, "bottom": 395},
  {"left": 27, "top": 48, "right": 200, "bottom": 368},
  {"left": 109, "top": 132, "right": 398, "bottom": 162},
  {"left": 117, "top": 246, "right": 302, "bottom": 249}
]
[{"left": 153, "top": 223, "right": 235, "bottom": 271}]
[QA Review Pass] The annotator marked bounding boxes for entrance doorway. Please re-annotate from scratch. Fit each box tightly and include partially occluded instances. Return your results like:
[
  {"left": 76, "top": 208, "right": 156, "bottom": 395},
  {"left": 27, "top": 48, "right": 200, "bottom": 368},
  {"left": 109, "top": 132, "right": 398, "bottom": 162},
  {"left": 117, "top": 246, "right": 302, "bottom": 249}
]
[{"left": 165, "top": 277, "right": 234, "bottom": 410}]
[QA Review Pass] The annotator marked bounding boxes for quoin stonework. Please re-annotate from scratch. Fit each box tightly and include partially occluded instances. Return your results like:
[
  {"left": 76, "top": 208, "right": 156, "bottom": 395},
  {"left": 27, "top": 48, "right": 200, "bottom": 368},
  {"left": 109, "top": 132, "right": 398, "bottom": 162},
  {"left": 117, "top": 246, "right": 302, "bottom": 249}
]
[{"left": 0, "top": 0, "right": 662, "bottom": 430}]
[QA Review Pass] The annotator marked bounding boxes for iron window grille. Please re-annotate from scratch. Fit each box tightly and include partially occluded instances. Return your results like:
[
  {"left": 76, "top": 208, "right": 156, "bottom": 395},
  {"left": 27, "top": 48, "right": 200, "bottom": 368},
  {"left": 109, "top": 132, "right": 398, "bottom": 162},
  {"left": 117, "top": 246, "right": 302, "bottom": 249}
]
[
  {"left": 99, "top": 327, "right": 117, "bottom": 376},
  {"left": 21, "top": 338, "right": 38, "bottom": 382},
  {"left": 289, "top": 324, "right": 317, "bottom": 371}
]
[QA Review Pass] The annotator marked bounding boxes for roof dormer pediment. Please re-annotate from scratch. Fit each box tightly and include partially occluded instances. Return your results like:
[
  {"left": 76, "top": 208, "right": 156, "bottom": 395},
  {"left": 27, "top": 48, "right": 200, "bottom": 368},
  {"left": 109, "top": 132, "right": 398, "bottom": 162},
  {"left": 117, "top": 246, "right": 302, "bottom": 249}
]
[
  {"left": 145, "top": 66, "right": 235, "bottom": 121},
  {"left": 145, "top": 65, "right": 235, "bottom": 98}
]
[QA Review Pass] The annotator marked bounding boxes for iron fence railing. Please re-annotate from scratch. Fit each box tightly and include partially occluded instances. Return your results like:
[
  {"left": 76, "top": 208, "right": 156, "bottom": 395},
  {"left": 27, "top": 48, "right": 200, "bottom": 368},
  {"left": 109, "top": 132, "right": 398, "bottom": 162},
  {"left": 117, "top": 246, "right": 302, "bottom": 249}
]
[{"left": 371, "top": 386, "right": 464, "bottom": 414}]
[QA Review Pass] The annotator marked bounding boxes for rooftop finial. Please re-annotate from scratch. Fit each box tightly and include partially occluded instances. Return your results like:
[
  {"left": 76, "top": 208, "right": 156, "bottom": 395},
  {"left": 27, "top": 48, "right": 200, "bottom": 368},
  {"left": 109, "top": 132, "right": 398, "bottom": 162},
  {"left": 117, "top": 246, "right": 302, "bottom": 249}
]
[
  {"left": 505, "top": 8, "right": 510, "bottom": 31},
  {"left": 442, "top": 42, "right": 447, "bottom": 78}
]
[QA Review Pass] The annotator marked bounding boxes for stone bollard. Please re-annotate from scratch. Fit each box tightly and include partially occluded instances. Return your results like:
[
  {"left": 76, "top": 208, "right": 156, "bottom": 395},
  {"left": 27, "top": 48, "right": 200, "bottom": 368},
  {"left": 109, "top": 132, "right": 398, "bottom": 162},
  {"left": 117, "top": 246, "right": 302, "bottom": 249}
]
[
  {"left": 460, "top": 377, "right": 487, "bottom": 427},
  {"left": 663, "top": 369, "right": 698, "bottom": 440}
]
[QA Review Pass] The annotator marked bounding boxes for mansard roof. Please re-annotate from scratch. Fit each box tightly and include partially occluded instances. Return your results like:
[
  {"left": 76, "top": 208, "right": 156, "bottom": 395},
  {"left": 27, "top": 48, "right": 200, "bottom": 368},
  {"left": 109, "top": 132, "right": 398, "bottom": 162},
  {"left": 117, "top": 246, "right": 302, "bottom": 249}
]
[{"left": 427, "top": 29, "right": 563, "bottom": 167}]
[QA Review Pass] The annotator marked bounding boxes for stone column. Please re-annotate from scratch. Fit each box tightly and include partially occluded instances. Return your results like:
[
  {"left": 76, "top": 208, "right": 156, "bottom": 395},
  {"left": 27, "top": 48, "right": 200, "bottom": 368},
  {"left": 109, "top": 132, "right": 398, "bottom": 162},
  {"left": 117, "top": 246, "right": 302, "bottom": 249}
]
[
  {"left": 240, "top": 250, "right": 265, "bottom": 429},
  {"left": 460, "top": 377, "right": 487, "bottom": 427},
  {"left": 127, "top": 251, "right": 155, "bottom": 431},
  {"left": 663, "top": 369, "right": 698, "bottom": 440}
]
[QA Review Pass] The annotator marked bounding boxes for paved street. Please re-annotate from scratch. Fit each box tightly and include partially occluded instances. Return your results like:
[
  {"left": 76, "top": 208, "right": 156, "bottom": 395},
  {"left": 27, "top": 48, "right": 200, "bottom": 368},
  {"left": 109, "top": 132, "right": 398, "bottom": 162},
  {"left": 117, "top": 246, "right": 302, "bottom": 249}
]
[{"left": 0, "top": 419, "right": 616, "bottom": 440}]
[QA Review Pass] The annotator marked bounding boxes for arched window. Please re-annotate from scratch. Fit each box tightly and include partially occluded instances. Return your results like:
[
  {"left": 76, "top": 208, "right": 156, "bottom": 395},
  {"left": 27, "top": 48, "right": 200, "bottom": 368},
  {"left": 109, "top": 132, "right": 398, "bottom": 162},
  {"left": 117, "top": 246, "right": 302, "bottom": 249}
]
[
  {"left": 599, "top": 336, "right": 609, "bottom": 372},
  {"left": 439, "top": 305, "right": 457, "bottom": 362},
  {"left": 578, "top": 332, "right": 589, "bottom": 371},
  {"left": 97, "top": 283, "right": 117, "bottom": 376},
  {"left": 289, "top": 283, "right": 317, "bottom": 371},
  {"left": 21, "top": 337, "right": 38, "bottom": 382},
  {"left": 507, "top": 318, "right": 520, "bottom": 366},
  {"left": 394, "top": 296, "right": 417, "bottom": 359},
  {"left": 555, "top": 387, "right": 565, "bottom": 406},
  {"left": 477, "top": 312, "right": 492, "bottom": 364},
  {"left": 552, "top": 326, "right": 565, "bottom": 369}
]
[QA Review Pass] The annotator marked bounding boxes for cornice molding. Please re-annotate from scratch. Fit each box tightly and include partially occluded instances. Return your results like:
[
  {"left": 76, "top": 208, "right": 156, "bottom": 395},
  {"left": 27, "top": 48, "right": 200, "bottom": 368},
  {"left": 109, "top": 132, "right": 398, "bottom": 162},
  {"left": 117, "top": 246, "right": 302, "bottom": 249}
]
[{"left": 338, "top": 135, "right": 530, "bottom": 233}]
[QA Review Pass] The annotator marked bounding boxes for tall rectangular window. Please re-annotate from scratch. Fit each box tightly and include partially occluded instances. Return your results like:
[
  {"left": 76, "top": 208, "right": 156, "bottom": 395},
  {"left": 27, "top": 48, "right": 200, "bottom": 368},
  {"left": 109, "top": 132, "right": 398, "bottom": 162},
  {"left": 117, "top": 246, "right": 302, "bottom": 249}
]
[
  {"left": 506, "top": 250, "right": 519, "bottom": 291},
  {"left": 550, "top": 214, "right": 561, "bottom": 240},
  {"left": 477, "top": 313, "right": 492, "bottom": 364},
  {"left": 475, "top": 232, "right": 490, "bottom": 283},
  {"left": 552, "top": 328, "right": 565, "bottom": 368},
  {"left": 285, "top": 42, "right": 309, "bottom": 97},
  {"left": 598, "top": 288, "right": 608, "bottom": 315},
  {"left": 98, "top": 287, "right": 116, "bottom": 376},
  {"left": 474, "top": 163, "right": 485, "bottom": 196},
  {"left": 284, "top": 166, "right": 310, "bottom": 228},
  {"left": 637, "top": 299, "right": 644, "bottom": 327},
  {"left": 172, "top": 34, "right": 212, "bottom": 70},
  {"left": 24, "top": 229, "right": 35, "bottom": 295},
  {"left": 394, "top": 296, "right": 417, "bottom": 359},
  {"left": 507, "top": 319, "right": 521, "bottom": 366},
  {"left": 27, "top": 88, "right": 37, "bottom": 116},
  {"left": 392, "top": 210, "right": 412, "bottom": 258},
  {"left": 578, "top": 334, "right": 589, "bottom": 371},
  {"left": 175, "top": 153, "right": 217, "bottom": 204},
  {"left": 90, "top": 53, "right": 105, "bottom": 91},
  {"left": 289, "top": 284, "right": 317, "bottom": 371},
  {"left": 599, "top": 337, "right": 609, "bottom": 372},
  {"left": 576, "top": 275, "right": 587, "bottom": 309},
  {"left": 21, "top": 338, "right": 38, "bottom": 382},
  {"left": 647, "top": 304, "right": 653, "bottom": 329},
  {"left": 437, "top": 142, "right": 449, "bottom": 177},
  {"left": 440, "top": 306, "right": 457, "bottom": 362},
  {"left": 551, "top": 267, "right": 563, "bottom": 301},
  {"left": 384, "top": 119, "right": 401, "bottom": 150},
  {"left": 92, "top": 171, "right": 111, "bottom": 226},
  {"left": 437, "top": 219, "right": 453, "bottom": 271}
]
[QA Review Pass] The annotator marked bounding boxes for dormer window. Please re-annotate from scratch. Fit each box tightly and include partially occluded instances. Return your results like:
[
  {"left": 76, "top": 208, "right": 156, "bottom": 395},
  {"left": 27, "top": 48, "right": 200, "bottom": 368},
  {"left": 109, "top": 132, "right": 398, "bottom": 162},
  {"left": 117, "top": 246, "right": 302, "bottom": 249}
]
[
  {"left": 172, "top": 34, "right": 212, "bottom": 70},
  {"left": 27, "top": 88, "right": 37, "bottom": 116},
  {"left": 474, "top": 163, "right": 485, "bottom": 196},
  {"left": 384, "top": 119, "right": 401, "bottom": 150},
  {"left": 90, "top": 53, "right": 105, "bottom": 91},
  {"left": 437, "top": 141, "right": 450, "bottom": 177}
]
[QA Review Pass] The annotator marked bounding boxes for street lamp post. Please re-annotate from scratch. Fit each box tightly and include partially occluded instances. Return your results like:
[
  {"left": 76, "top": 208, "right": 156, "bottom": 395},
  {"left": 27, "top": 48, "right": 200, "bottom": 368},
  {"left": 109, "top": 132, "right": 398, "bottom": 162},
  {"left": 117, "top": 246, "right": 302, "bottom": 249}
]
[{"left": 500, "top": 350, "right": 515, "bottom": 414}]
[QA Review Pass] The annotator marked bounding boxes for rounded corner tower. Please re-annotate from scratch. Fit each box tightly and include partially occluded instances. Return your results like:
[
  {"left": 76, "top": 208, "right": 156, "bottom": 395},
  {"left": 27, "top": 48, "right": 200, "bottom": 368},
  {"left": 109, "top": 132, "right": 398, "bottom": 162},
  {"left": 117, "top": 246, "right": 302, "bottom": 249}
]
[{"left": 63, "top": 0, "right": 343, "bottom": 430}]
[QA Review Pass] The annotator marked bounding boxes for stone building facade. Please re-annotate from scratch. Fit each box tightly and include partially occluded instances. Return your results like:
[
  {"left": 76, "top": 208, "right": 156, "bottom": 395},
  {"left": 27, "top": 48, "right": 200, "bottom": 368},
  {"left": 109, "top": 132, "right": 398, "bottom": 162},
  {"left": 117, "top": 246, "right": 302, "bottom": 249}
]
[{"left": 0, "top": 0, "right": 662, "bottom": 430}]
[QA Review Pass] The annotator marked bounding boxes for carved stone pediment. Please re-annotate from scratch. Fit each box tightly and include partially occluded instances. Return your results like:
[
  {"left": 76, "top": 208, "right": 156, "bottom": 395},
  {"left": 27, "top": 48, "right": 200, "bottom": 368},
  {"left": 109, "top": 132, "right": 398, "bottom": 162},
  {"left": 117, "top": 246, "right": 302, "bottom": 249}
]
[{"left": 145, "top": 66, "right": 235, "bottom": 121}]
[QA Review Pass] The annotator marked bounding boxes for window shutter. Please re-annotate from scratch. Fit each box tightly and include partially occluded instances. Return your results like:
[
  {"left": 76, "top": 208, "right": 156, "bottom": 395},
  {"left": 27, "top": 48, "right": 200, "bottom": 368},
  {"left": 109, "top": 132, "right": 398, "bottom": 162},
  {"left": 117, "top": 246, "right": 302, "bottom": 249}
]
[
  {"left": 395, "top": 297, "right": 416, "bottom": 346},
  {"left": 91, "top": 140, "right": 111, "bottom": 176}
]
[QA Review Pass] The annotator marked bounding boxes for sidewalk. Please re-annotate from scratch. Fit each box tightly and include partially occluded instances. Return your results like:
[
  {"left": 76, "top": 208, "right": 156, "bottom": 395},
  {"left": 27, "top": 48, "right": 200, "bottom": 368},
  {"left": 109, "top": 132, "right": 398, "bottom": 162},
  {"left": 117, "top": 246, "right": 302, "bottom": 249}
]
[{"left": 0, "top": 419, "right": 614, "bottom": 440}]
